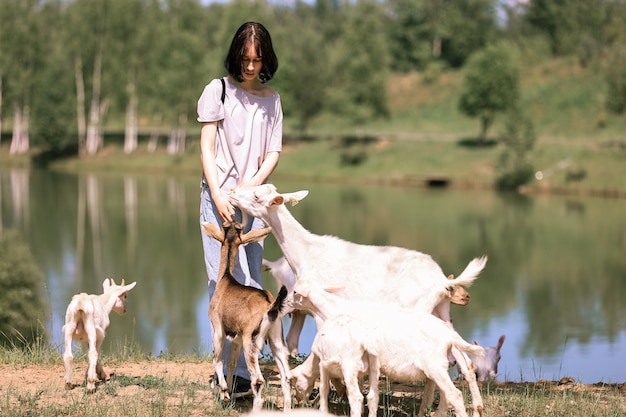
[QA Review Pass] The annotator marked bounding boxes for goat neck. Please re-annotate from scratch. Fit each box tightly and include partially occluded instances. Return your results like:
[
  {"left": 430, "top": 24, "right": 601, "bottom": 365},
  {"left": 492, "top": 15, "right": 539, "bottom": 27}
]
[{"left": 221, "top": 222, "right": 243, "bottom": 279}]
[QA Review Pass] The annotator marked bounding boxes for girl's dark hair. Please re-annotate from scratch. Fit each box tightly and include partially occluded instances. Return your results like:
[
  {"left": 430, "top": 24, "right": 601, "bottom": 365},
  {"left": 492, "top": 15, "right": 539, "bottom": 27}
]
[{"left": 224, "top": 22, "right": 278, "bottom": 83}]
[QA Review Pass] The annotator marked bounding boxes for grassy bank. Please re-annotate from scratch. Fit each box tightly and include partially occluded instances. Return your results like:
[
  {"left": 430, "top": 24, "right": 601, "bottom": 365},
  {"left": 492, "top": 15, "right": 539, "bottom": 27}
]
[
  {"left": 1, "top": 344, "right": 625, "bottom": 417},
  {"left": 2, "top": 57, "right": 626, "bottom": 197},
  {"left": 2, "top": 134, "right": 621, "bottom": 198}
]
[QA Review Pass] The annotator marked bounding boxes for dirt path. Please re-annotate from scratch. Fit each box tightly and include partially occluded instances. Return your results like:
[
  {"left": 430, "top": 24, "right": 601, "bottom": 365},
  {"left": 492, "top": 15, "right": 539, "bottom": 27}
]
[{"left": 1, "top": 360, "right": 624, "bottom": 416}]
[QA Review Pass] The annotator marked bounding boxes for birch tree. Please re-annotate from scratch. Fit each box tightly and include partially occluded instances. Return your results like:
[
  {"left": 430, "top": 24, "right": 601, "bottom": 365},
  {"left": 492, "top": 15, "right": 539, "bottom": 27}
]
[
  {"left": 1, "top": 0, "right": 43, "bottom": 155},
  {"left": 65, "top": 0, "right": 109, "bottom": 156}
]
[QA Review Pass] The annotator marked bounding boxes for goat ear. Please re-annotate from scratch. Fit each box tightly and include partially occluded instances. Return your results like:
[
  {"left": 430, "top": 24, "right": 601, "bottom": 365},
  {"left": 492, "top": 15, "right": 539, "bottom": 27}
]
[
  {"left": 241, "top": 227, "right": 272, "bottom": 244},
  {"left": 445, "top": 285, "right": 455, "bottom": 298},
  {"left": 122, "top": 281, "right": 137, "bottom": 292},
  {"left": 103, "top": 279, "right": 112, "bottom": 290},
  {"left": 282, "top": 191, "right": 309, "bottom": 206},
  {"left": 323, "top": 286, "right": 344, "bottom": 294},
  {"left": 496, "top": 335, "right": 506, "bottom": 351},
  {"left": 271, "top": 196, "right": 284, "bottom": 206},
  {"left": 202, "top": 222, "right": 224, "bottom": 242}
]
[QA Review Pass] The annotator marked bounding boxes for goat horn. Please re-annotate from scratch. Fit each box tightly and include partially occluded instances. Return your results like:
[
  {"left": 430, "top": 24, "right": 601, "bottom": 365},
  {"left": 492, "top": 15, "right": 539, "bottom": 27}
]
[
  {"left": 121, "top": 278, "right": 125, "bottom": 286},
  {"left": 110, "top": 278, "right": 116, "bottom": 285}
]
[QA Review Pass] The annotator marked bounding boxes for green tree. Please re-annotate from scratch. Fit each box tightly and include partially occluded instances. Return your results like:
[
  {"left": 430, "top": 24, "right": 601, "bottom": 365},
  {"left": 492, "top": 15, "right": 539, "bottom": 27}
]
[
  {"left": 387, "top": 0, "right": 442, "bottom": 72},
  {"left": 387, "top": 0, "right": 497, "bottom": 71},
  {"left": 105, "top": 0, "right": 147, "bottom": 154},
  {"left": 63, "top": 0, "right": 110, "bottom": 156},
  {"left": 495, "top": 104, "right": 537, "bottom": 190},
  {"left": 159, "top": 0, "right": 214, "bottom": 154},
  {"left": 458, "top": 42, "right": 520, "bottom": 144},
  {"left": 0, "top": 230, "right": 48, "bottom": 347},
  {"left": 605, "top": 44, "right": 626, "bottom": 143},
  {"left": 30, "top": 0, "right": 76, "bottom": 159},
  {"left": 276, "top": 4, "right": 331, "bottom": 133},
  {"left": 440, "top": 0, "right": 498, "bottom": 68},
  {"left": 0, "top": 0, "right": 46, "bottom": 155},
  {"left": 330, "top": 0, "right": 390, "bottom": 125},
  {"left": 524, "top": 0, "right": 612, "bottom": 60}
]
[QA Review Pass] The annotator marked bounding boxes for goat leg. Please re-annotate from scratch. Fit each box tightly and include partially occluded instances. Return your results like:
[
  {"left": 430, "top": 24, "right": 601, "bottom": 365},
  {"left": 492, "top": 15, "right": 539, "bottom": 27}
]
[{"left": 452, "top": 347, "right": 484, "bottom": 417}]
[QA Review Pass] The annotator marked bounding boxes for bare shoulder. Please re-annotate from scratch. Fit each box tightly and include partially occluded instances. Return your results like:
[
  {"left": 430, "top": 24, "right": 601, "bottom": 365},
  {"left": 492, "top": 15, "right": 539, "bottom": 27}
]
[{"left": 256, "top": 83, "right": 278, "bottom": 98}]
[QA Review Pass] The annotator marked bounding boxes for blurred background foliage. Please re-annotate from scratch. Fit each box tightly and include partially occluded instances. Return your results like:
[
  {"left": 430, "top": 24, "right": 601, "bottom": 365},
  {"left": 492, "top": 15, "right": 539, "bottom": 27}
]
[
  {"left": 1, "top": 0, "right": 626, "bottom": 157},
  {"left": 0, "top": 229, "right": 48, "bottom": 347}
]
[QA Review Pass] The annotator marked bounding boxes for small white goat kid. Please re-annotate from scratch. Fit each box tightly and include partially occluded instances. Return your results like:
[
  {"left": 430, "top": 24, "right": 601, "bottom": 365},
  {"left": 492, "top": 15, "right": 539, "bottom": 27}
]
[
  {"left": 262, "top": 257, "right": 304, "bottom": 356},
  {"left": 62, "top": 278, "right": 137, "bottom": 393},
  {"left": 203, "top": 221, "right": 292, "bottom": 412},
  {"left": 296, "top": 283, "right": 485, "bottom": 417},
  {"left": 229, "top": 184, "right": 488, "bottom": 416},
  {"left": 470, "top": 335, "right": 506, "bottom": 382}
]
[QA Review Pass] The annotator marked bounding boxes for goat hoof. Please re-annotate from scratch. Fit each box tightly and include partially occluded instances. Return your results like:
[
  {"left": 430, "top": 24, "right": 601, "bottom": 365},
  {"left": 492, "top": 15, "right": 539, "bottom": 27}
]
[
  {"left": 219, "top": 391, "right": 231, "bottom": 403},
  {"left": 65, "top": 382, "right": 74, "bottom": 390}
]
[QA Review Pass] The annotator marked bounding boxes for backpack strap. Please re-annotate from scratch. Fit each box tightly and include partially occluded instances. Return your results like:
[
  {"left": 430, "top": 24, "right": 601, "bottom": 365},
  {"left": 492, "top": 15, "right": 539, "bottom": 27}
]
[{"left": 220, "top": 78, "right": 226, "bottom": 104}]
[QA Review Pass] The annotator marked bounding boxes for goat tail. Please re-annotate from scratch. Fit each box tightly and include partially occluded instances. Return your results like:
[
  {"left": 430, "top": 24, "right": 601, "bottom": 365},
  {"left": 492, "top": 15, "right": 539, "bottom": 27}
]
[
  {"left": 267, "top": 285, "right": 288, "bottom": 322},
  {"left": 450, "top": 255, "right": 488, "bottom": 288},
  {"left": 453, "top": 334, "right": 486, "bottom": 359}
]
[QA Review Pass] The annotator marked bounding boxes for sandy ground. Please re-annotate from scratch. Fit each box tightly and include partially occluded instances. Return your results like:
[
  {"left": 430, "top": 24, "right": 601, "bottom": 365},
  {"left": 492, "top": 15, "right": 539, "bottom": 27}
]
[{"left": 1, "top": 360, "right": 625, "bottom": 416}]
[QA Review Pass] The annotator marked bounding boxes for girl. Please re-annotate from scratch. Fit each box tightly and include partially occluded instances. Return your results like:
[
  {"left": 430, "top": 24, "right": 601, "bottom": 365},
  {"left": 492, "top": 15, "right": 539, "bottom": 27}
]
[{"left": 197, "top": 21, "right": 282, "bottom": 397}]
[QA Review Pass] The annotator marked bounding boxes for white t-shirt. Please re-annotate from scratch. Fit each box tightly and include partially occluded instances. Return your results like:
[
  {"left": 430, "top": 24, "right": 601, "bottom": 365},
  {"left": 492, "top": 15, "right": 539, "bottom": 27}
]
[{"left": 197, "top": 77, "right": 283, "bottom": 191}]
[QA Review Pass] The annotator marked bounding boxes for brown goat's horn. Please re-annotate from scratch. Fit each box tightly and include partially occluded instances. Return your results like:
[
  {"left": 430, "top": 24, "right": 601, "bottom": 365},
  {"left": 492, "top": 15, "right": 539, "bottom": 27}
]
[{"left": 121, "top": 278, "right": 125, "bottom": 286}]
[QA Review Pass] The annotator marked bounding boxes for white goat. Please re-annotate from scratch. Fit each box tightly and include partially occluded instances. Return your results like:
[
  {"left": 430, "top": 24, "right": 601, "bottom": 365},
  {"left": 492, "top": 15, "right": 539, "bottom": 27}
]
[
  {"left": 294, "top": 283, "right": 485, "bottom": 417},
  {"left": 243, "top": 409, "right": 335, "bottom": 417},
  {"left": 229, "top": 184, "right": 487, "bottom": 416},
  {"left": 264, "top": 255, "right": 473, "bottom": 358},
  {"left": 288, "top": 273, "right": 473, "bottom": 403},
  {"left": 62, "top": 278, "right": 137, "bottom": 393},
  {"left": 469, "top": 335, "right": 506, "bottom": 382},
  {"left": 202, "top": 221, "right": 292, "bottom": 412},
  {"left": 262, "top": 257, "right": 305, "bottom": 356}
]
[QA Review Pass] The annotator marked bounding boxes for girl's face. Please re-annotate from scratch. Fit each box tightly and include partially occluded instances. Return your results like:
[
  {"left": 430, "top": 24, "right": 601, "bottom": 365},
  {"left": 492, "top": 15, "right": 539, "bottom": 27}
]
[{"left": 241, "top": 41, "right": 263, "bottom": 82}]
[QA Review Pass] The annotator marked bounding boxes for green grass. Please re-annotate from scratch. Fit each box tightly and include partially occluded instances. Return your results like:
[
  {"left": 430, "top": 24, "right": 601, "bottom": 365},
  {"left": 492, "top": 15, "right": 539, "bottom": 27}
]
[
  {"left": 20, "top": 134, "right": 621, "bottom": 198},
  {"left": 1, "top": 342, "right": 624, "bottom": 417}
]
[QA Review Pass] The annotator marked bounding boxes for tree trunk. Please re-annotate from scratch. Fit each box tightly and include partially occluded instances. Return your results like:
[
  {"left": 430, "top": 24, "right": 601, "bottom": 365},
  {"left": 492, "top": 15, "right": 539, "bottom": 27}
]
[
  {"left": 432, "top": 36, "right": 441, "bottom": 58},
  {"left": 147, "top": 115, "right": 162, "bottom": 153},
  {"left": 167, "top": 113, "right": 187, "bottom": 155},
  {"left": 75, "top": 56, "right": 87, "bottom": 157},
  {"left": 623, "top": 112, "right": 626, "bottom": 145},
  {"left": 86, "top": 52, "right": 103, "bottom": 155},
  {"left": 9, "top": 105, "right": 29, "bottom": 155},
  {"left": 0, "top": 75, "right": 3, "bottom": 146},
  {"left": 177, "top": 113, "right": 188, "bottom": 155},
  {"left": 124, "top": 68, "right": 138, "bottom": 154},
  {"left": 479, "top": 114, "right": 492, "bottom": 146}
]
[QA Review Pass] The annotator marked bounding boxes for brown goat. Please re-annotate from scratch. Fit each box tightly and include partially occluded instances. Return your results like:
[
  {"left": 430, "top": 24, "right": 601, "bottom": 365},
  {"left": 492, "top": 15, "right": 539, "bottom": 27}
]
[{"left": 202, "top": 221, "right": 292, "bottom": 412}]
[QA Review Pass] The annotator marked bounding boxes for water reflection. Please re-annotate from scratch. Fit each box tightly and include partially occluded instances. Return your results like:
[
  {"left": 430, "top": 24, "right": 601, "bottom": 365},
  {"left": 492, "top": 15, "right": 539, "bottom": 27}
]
[{"left": 0, "top": 168, "right": 624, "bottom": 383}]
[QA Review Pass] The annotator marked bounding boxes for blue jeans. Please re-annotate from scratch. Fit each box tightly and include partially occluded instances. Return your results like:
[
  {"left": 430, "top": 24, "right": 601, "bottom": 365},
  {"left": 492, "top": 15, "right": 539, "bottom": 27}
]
[{"left": 199, "top": 185, "right": 265, "bottom": 380}]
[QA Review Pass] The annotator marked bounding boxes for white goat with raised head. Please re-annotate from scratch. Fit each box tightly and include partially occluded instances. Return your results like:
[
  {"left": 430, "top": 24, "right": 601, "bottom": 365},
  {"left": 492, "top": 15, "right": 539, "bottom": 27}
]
[
  {"left": 263, "top": 256, "right": 473, "bottom": 358},
  {"left": 202, "top": 221, "right": 292, "bottom": 412},
  {"left": 293, "top": 282, "right": 485, "bottom": 417},
  {"left": 229, "top": 184, "right": 488, "bottom": 416},
  {"left": 62, "top": 278, "right": 137, "bottom": 393}
]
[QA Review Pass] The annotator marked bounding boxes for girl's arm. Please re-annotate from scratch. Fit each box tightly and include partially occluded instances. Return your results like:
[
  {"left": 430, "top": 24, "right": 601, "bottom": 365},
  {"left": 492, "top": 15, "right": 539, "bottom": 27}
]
[
  {"left": 239, "top": 151, "right": 280, "bottom": 188},
  {"left": 200, "top": 121, "right": 235, "bottom": 221}
]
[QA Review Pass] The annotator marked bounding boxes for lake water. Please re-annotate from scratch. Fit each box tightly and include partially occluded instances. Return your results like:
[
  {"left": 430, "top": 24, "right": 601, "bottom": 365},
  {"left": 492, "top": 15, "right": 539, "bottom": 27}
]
[{"left": 1, "top": 168, "right": 624, "bottom": 384}]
